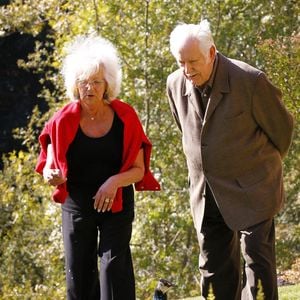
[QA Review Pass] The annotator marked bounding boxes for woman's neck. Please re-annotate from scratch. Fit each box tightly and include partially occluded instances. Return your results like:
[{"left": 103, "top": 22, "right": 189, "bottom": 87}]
[{"left": 80, "top": 100, "right": 108, "bottom": 121}]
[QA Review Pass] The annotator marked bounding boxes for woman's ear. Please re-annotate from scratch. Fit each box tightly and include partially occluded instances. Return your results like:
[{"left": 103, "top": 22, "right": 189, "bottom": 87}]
[
  {"left": 103, "top": 90, "right": 109, "bottom": 100},
  {"left": 73, "top": 87, "right": 80, "bottom": 100}
]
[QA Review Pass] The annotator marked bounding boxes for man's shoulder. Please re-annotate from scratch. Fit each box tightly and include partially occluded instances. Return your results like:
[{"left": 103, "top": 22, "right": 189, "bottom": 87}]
[
  {"left": 231, "top": 59, "right": 260, "bottom": 75},
  {"left": 219, "top": 53, "right": 261, "bottom": 76},
  {"left": 167, "top": 69, "right": 184, "bottom": 87}
]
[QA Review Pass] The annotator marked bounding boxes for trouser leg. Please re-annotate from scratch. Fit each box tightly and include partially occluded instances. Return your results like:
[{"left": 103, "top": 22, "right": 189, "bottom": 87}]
[
  {"left": 241, "top": 218, "right": 278, "bottom": 300},
  {"left": 198, "top": 185, "right": 241, "bottom": 300},
  {"left": 98, "top": 208, "right": 135, "bottom": 300},
  {"left": 62, "top": 209, "right": 100, "bottom": 300}
]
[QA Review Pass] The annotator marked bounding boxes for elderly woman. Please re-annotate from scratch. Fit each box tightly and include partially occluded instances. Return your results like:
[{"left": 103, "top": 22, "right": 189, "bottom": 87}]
[{"left": 36, "top": 35, "right": 160, "bottom": 300}]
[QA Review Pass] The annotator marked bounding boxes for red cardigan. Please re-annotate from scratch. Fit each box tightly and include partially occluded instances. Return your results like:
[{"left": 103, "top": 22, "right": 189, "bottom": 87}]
[{"left": 35, "top": 99, "right": 160, "bottom": 212}]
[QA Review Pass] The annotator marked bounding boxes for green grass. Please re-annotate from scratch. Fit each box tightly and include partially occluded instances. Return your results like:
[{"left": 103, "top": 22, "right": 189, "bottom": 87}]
[
  {"left": 278, "top": 284, "right": 300, "bottom": 300},
  {"left": 175, "top": 284, "right": 300, "bottom": 300}
]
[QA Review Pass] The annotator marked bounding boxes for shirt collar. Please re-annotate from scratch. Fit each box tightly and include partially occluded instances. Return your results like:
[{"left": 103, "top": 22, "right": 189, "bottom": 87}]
[{"left": 196, "top": 53, "right": 219, "bottom": 93}]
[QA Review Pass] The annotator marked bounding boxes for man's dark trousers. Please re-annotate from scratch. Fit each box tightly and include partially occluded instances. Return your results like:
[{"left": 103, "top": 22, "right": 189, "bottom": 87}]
[{"left": 198, "top": 185, "right": 278, "bottom": 300}]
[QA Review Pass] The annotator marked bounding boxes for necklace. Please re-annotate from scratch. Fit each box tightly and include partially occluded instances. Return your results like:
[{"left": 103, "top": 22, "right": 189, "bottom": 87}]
[
  {"left": 88, "top": 112, "right": 98, "bottom": 120},
  {"left": 82, "top": 103, "right": 107, "bottom": 121}
]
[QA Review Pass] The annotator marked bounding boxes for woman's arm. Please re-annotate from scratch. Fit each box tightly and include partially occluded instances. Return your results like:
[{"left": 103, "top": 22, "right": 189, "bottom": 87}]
[
  {"left": 43, "top": 144, "right": 67, "bottom": 186},
  {"left": 93, "top": 148, "right": 145, "bottom": 212}
]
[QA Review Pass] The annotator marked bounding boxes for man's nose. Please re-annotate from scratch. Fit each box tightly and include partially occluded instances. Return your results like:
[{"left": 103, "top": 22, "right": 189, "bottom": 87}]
[{"left": 183, "top": 63, "right": 192, "bottom": 74}]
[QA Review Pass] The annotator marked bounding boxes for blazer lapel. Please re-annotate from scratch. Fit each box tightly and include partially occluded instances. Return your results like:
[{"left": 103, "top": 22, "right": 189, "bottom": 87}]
[
  {"left": 183, "top": 78, "right": 203, "bottom": 121},
  {"left": 205, "top": 90, "right": 223, "bottom": 122},
  {"left": 205, "top": 54, "right": 230, "bottom": 122}
]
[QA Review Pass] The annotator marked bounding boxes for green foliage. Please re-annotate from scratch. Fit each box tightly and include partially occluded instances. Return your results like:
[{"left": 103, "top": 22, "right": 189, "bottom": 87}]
[
  {"left": 0, "top": 0, "right": 299, "bottom": 298},
  {"left": 0, "top": 151, "right": 65, "bottom": 298},
  {"left": 276, "top": 224, "right": 300, "bottom": 272},
  {"left": 206, "top": 283, "right": 215, "bottom": 300},
  {"left": 257, "top": 279, "right": 264, "bottom": 300}
]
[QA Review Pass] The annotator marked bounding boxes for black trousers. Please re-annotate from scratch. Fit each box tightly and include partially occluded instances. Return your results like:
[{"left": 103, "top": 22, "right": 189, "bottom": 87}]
[
  {"left": 198, "top": 185, "right": 278, "bottom": 300},
  {"left": 62, "top": 204, "right": 135, "bottom": 300}
]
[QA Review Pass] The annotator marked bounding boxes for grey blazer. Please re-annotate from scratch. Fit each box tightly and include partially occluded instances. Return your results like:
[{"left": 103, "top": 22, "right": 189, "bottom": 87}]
[{"left": 167, "top": 53, "right": 294, "bottom": 231}]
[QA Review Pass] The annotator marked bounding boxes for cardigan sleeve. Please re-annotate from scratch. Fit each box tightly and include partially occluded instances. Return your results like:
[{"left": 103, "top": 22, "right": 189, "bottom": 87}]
[
  {"left": 134, "top": 134, "right": 160, "bottom": 191},
  {"left": 114, "top": 100, "right": 160, "bottom": 191},
  {"left": 35, "top": 101, "right": 81, "bottom": 204},
  {"left": 35, "top": 122, "right": 52, "bottom": 174},
  {"left": 110, "top": 99, "right": 160, "bottom": 212}
]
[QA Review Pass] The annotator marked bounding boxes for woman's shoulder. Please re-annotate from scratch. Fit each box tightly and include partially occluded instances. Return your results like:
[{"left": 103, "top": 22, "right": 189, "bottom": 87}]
[
  {"left": 48, "top": 101, "right": 81, "bottom": 124},
  {"left": 110, "top": 99, "right": 138, "bottom": 116},
  {"left": 110, "top": 99, "right": 142, "bottom": 128}
]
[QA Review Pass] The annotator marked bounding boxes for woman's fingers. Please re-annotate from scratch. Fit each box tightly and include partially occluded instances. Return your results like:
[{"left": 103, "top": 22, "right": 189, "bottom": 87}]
[
  {"left": 93, "top": 195, "right": 113, "bottom": 212},
  {"left": 43, "top": 168, "right": 66, "bottom": 186}
]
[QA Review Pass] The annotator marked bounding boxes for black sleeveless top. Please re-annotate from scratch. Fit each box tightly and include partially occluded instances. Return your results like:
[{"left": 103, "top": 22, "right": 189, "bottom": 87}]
[{"left": 63, "top": 113, "right": 134, "bottom": 213}]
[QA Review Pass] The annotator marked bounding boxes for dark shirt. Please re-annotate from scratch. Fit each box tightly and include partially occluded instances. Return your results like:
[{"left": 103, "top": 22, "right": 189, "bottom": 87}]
[
  {"left": 195, "top": 54, "right": 219, "bottom": 116},
  {"left": 63, "top": 113, "right": 134, "bottom": 213}
]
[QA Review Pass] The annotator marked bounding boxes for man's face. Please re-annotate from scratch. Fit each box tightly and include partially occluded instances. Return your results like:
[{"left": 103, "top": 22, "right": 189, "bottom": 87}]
[{"left": 177, "top": 38, "right": 215, "bottom": 87}]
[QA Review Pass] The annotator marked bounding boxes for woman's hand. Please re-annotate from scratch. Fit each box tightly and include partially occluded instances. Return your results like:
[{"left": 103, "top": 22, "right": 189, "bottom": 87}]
[
  {"left": 93, "top": 177, "right": 118, "bottom": 212},
  {"left": 43, "top": 168, "right": 67, "bottom": 186},
  {"left": 42, "top": 144, "right": 66, "bottom": 186},
  {"left": 93, "top": 148, "right": 145, "bottom": 213}
]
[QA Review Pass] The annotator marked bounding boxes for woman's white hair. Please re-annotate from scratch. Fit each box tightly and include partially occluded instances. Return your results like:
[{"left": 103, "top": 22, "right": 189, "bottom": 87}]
[
  {"left": 170, "top": 19, "right": 215, "bottom": 61},
  {"left": 61, "top": 34, "right": 122, "bottom": 101}
]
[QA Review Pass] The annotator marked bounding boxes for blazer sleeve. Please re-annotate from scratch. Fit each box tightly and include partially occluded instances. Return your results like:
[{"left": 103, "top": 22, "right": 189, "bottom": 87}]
[
  {"left": 166, "top": 76, "right": 183, "bottom": 132},
  {"left": 252, "top": 72, "right": 294, "bottom": 158}
]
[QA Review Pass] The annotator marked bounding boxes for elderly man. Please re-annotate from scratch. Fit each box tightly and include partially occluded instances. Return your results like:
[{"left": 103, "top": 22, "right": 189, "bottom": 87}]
[{"left": 166, "top": 20, "right": 294, "bottom": 300}]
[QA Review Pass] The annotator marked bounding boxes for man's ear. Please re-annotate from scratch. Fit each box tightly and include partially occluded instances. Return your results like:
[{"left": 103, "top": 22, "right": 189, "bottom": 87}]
[{"left": 209, "top": 45, "right": 216, "bottom": 62}]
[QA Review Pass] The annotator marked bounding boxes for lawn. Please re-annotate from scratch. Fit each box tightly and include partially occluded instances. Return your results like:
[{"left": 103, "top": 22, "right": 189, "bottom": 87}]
[{"left": 175, "top": 284, "right": 300, "bottom": 300}]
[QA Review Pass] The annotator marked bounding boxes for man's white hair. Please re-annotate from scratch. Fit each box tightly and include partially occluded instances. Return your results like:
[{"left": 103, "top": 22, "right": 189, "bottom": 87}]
[
  {"left": 61, "top": 34, "right": 122, "bottom": 101},
  {"left": 170, "top": 19, "right": 215, "bottom": 60}
]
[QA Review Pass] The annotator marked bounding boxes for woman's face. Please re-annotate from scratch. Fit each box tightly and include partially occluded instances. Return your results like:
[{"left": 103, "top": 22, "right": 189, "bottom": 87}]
[{"left": 77, "top": 69, "right": 107, "bottom": 104}]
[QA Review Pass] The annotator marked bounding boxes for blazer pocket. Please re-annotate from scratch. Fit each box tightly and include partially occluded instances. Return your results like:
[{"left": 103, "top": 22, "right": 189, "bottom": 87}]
[
  {"left": 236, "top": 166, "right": 268, "bottom": 188},
  {"left": 224, "top": 111, "right": 245, "bottom": 119},
  {"left": 236, "top": 165, "right": 275, "bottom": 212}
]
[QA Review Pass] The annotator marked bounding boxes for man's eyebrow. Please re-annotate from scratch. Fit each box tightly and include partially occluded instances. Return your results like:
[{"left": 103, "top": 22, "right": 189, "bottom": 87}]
[{"left": 179, "top": 59, "right": 200, "bottom": 63}]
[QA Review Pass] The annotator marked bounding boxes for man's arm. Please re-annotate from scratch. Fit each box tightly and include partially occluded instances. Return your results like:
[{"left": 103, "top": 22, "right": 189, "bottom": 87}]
[
  {"left": 166, "top": 77, "right": 182, "bottom": 132},
  {"left": 252, "top": 73, "right": 294, "bottom": 158}
]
